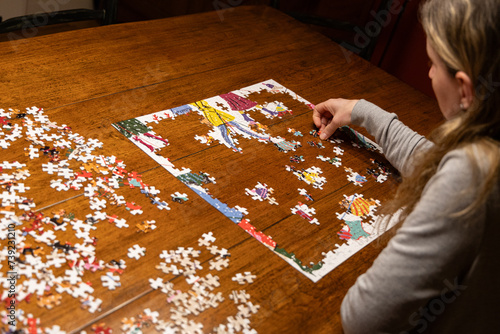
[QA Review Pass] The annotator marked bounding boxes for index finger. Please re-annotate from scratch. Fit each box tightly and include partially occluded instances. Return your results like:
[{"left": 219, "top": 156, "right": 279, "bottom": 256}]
[{"left": 312, "top": 101, "right": 332, "bottom": 129}]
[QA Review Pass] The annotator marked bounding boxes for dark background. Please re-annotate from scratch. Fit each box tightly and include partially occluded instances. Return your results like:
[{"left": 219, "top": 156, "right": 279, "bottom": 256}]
[
  {"left": 0, "top": 0, "right": 432, "bottom": 98},
  {"left": 116, "top": 0, "right": 432, "bottom": 98}
]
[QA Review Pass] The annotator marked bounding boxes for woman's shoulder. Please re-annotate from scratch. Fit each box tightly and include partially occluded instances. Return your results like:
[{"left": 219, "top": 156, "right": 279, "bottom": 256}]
[
  {"left": 439, "top": 141, "right": 500, "bottom": 175},
  {"left": 435, "top": 143, "right": 500, "bottom": 206}
]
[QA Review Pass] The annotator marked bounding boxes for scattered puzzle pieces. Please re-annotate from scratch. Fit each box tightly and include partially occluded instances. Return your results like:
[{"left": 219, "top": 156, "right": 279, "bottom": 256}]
[
  {"left": 345, "top": 167, "right": 367, "bottom": 187},
  {"left": 317, "top": 155, "right": 342, "bottom": 168},
  {"left": 291, "top": 202, "right": 320, "bottom": 225},
  {"left": 171, "top": 192, "right": 188, "bottom": 203},
  {"left": 285, "top": 165, "right": 327, "bottom": 189},
  {"left": 245, "top": 182, "right": 278, "bottom": 205},
  {"left": 298, "top": 188, "right": 314, "bottom": 201}
]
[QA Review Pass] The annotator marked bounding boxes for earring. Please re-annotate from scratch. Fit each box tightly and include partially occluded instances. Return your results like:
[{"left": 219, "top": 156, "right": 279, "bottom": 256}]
[{"left": 460, "top": 103, "right": 466, "bottom": 111}]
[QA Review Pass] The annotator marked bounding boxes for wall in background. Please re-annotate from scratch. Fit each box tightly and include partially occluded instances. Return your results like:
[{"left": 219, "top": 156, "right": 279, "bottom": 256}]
[
  {"left": 117, "top": 0, "right": 270, "bottom": 22},
  {"left": 0, "top": 0, "right": 27, "bottom": 20},
  {"left": 0, "top": 0, "right": 93, "bottom": 21},
  {"left": 371, "top": 0, "right": 433, "bottom": 97}
]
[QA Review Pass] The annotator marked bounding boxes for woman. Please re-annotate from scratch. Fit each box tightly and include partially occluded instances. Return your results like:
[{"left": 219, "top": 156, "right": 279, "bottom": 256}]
[{"left": 313, "top": 0, "right": 500, "bottom": 332}]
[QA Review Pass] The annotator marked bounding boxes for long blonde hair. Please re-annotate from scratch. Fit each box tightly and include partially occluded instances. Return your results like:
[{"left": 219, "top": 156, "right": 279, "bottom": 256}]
[{"left": 379, "top": 0, "right": 500, "bottom": 230}]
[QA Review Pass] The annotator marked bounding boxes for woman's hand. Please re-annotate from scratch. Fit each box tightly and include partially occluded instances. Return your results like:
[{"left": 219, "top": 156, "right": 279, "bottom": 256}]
[{"left": 313, "top": 99, "right": 359, "bottom": 140}]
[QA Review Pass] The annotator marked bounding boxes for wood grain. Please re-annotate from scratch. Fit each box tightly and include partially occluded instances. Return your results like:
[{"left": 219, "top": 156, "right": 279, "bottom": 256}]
[{"left": 0, "top": 5, "right": 442, "bottom": 334}]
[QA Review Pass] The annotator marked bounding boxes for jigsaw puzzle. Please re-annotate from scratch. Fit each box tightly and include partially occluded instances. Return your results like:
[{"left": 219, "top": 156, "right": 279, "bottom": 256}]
[{"left": 112, "top": 79, "right": 394, "bottom": 282}]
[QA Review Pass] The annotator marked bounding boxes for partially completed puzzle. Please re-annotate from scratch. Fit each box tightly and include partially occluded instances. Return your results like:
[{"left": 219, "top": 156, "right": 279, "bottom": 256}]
[{"left": 113, "top": 79, "right": 394, "bottom": 282}]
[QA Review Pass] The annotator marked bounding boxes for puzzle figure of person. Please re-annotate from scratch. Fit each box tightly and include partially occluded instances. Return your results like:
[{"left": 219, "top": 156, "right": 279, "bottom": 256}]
[
  {"left": 219, "top": 92, "right": 258, "bottom": 111},
  {"left": 337, "top": 219, "right": 371, "bottom": 240},
  {"left": 338, "top": 194, "right": 380, "bottom": 219},
  {"left": 191, "top": 100, "right": 270, "bottom": 153},
  {"left": 254, "top": 102, "right": 290, "bottom": 119},
  {"left": 113, "top": 118, "right": 169, "bottom": 153}
]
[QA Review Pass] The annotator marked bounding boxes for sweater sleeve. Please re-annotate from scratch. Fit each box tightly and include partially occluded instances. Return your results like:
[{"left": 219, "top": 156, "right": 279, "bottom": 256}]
[
  {"left": 351, "top": 99, "right": 433, "bottom": 176},
  {"left": 340, "top": 149, "right": 485, "bottom": 333}
]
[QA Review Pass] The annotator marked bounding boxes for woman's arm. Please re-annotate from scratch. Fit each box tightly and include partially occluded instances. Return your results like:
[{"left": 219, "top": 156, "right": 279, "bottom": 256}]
[
  {"left": 352, "top": 100, "right": 432, "bottom": 176},
  {"left": 313, "top": 99, "right": 432, "bottom": 175}
]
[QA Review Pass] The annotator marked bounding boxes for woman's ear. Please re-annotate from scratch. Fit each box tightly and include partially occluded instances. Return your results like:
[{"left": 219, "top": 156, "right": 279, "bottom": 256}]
[{"left": 455, "top": 71, "right": 474, "bottom": 109}]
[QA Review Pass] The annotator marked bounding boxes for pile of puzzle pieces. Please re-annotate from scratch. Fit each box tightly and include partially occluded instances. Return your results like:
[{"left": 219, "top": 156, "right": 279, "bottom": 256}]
[
  {"left": 2, "top": 106, "right": 259, "bottom": 333},
  {"left": 143, "top": 232, "right": 260, "bottom": 333}
]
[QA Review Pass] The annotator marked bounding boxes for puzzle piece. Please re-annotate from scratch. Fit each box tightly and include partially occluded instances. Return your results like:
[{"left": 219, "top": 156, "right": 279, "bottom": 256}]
[
  {"left": 36, "top": 293, "right": 62, "bottom": 309},
  {"left": 307, "top": 140, "right": 325, "bottom": 149},
  {"left": 338, "top": 193, "right": 380, "bottom": 219},
  {"left": 366, "top": 158, "right": 391, "bottom": 183},
  {"left": 333, "top": 146, "right": 344, "bottom": 155},
  {"left": 285, "top": 128, "right": 302, "bottom": 137},
  {"left": 125, "top": 202, "right": 143, "bottom": 215},
  {"left": 291, "top": 202, "right": 320, "bottom": 225},
  {"left": 345, "top": 167, "right": 367, "bottom": 187},
  {"left": 155, "top": 320, "right": 178, "bottom": 334},
  {"left": 317, "top": 155, "right": 342, "bottom": 168},
  {"left": 42, "top": 162, "right": 58, "bottom": 174},
  {"left": 289, "top": 155, "right": 304, "bottom": 163},
  {"left": 298, "top": 188, "right": 314, "bottom": 201},
  {"left": 152, "top": 197, "right": 170, "bottom": 210},
  {"left": 198, "top": 232, "right": 216, "bottom": 247},
  {"left": 13, "top": 169, "right": 31, "bottom": 180},
  {"left": 285, "top": 165, "right": 327, "bottom": 189},
  {"left": 89, "top": 197, "right": 107, "bottom": 211},
  {"left": 229, "top": 290, "right": 251, "bottom": 304},
  {"left": 50, "top": 179, "right": 69, "bottom": 191},
  {"left": 208, "top": 256, "right": 229, "bottom": 271},
  {"left": 231, "top": 272, "right": 257, "bottom": 285},
  {"left": 183, "top": 320, "right": 203, "bottom": 334},
  {"left": 171, "top": 192, "right": 188, "bottom": 203},
  {"left": 127, "top": 244, "right": 146, "bottom": 260},
  {"left": 45, "top": 325, "right": 66, "bottom": 334},
  {"left": 234, "top": 205, "right": 248, "bottom": 215},
  {"left": 200, "top": 273, "right": 220, "bottom": 291},
  {"left": 227, "top": 314, "right": 251, "bottom": 332},
  {"left": 101, "top": 273, "right": 121, "bottom": 290},
  {"left": 136, "top": 220, "right": 157, "bottom": 233},
  {"left": 271, "top": 137, "right": 301, "bottom": 153},
  {"left": 91, "top": 323, "right": 113, "bottom": 334},
  {"left": 149, "top": 277, "right": 164, "bottom": 290}
]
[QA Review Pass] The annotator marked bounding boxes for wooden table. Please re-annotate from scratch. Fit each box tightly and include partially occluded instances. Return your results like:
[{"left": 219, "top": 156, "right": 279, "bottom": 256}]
[{"left": 0, "top": 5, "right": 442, "bottom": 333}]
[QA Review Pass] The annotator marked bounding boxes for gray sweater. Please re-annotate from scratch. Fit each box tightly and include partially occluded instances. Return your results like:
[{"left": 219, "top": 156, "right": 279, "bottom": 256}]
[{"left": 341, "top": 100, "right": 500, "bottom": 334}]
